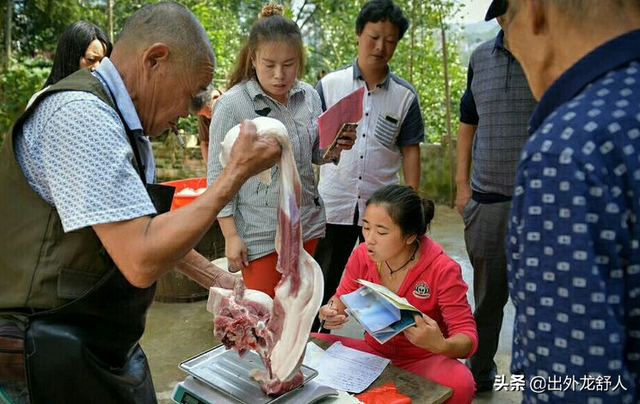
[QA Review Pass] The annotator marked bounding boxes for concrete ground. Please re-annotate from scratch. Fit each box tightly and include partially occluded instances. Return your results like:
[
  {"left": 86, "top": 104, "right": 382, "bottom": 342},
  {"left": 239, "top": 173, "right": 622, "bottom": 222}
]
[{"left": 140, "top": 205, "right": 521, "bottom": 404}]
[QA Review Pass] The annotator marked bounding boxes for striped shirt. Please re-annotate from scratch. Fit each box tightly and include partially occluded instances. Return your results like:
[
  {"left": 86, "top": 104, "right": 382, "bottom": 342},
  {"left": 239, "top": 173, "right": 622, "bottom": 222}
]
[
  {"left": 207, "top": 78, "right": 327, "bottom": 261},
  {"left": 460, "top": 31, "right": 537, "bottom": 197}
]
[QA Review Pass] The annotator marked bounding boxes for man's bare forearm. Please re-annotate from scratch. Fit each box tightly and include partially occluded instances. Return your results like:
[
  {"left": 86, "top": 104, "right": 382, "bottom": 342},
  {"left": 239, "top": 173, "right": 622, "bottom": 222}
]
[
  {"left": 94, "top": 168, "right": 249, "bottom": 288},
  {"left": 174, "top": 249, "right": 238, "bottom": 290},
  {"left": 94, "top": 121, "right": 281, "bottom": 288},
  {"left": 455, "top": 122, "right": 477, "bottom": 185}
]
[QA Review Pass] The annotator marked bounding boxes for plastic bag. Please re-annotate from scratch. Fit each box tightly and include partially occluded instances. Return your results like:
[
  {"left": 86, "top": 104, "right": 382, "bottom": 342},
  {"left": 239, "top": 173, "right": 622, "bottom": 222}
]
[{"left": 355, "top": 382, "right": 411, "bottom": 404}]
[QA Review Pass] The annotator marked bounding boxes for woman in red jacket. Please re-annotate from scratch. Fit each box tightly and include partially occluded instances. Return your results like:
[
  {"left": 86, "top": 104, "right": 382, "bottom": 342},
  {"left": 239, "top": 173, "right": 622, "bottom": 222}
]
[{"left": 315, "top": 185, "right": 477, "bottom": 404}]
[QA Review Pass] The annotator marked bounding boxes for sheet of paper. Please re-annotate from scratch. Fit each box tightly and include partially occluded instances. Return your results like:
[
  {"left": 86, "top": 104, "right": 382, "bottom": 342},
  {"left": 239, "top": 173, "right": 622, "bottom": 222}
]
[
  {"left": 357, "top": 279, "right": 420, "bottom": 312},
  {"left": 312, "top": 341, "right": 390, "bottom": 393},
  {"left": 302, "top": 341, "right": 327, "bottom": 370},
  {"left": 318, "top": 86, "right": 365, "bottom": 149},
  {"left": 303, "top": 344, "right": 365, "bottom": 403}
]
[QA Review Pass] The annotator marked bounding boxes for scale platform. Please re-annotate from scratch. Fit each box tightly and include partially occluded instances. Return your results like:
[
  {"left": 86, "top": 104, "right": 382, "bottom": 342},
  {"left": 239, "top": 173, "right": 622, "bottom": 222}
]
[{"left": 171, "top": 345, "right": 338, "bottom": 404}]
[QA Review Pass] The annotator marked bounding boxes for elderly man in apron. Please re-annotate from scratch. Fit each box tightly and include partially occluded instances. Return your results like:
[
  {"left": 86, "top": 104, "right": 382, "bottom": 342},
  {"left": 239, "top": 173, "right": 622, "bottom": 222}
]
[{"left": 0, "top": 3, "right": 281, "bottom": 403}]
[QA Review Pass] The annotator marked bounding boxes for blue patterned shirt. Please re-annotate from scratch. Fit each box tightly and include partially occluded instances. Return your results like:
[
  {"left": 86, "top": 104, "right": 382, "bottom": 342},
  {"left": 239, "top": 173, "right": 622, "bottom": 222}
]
[
  {"left": 15, "top": 58, "right": 156, "bottom": 232},
  {"left": 507, "top": 29, "right": 640, "bottom": 403}
]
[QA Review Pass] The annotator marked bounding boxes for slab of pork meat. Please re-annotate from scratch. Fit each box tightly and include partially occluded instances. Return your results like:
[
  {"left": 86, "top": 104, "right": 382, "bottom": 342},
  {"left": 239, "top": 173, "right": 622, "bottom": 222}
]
[
  {"left": 209, "top": 289, "right": 272, "bottom": 357},
  {"left": 207, "top": 117, "right": 324, "bottom": 396}
]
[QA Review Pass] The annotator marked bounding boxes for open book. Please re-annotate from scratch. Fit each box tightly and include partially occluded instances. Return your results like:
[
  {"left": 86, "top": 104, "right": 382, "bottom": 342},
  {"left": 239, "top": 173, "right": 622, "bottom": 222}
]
[{"left": 339, "top": 279, "right": 422, "bottom": 344}]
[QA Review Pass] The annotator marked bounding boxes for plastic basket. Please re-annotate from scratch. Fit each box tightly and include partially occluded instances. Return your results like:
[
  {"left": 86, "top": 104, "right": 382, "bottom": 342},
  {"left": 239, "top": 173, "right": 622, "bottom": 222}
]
[{"left": 160, "top": 177, "right": 207, "bottom": 211}]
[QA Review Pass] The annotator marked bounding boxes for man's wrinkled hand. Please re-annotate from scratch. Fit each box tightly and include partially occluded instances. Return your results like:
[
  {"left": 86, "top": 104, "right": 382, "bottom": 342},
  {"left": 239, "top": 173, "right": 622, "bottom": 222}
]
[
  {"left": 210, "top": 265, "right": 240, "bottom": 290},
  {"left": 455, "top": 182, "right": 472, "bottom": 216},
  {"left": 227, "top": 120, "right": 281, "bottom": 180}
]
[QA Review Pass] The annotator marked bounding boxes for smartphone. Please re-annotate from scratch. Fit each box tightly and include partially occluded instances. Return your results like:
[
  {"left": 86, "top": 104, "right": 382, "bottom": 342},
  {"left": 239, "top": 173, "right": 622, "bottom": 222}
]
[{"left": 323, "top": 123, "right": 358, "bottom": 160}]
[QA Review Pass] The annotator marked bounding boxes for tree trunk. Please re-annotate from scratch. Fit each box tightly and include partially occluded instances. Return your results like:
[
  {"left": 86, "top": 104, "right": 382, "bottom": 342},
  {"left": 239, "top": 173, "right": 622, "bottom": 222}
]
[
  {"left": 438, "top": 6, "right": 455, "bottom": 208},
  {"left": 409, "top": 0, "right": 415, "bottom": 83},
  {"left": 107, "top": 0, "right": 113, "bottom": 44},
  {"left": 3, "top": 0, "right": 11, "bottom": 64}
]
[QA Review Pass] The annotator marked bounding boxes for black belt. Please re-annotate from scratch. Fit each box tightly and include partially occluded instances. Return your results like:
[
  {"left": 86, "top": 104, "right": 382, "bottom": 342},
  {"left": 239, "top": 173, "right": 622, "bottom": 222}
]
[{"left": 471, "top": 191, "right": 512, "bottom": 204}]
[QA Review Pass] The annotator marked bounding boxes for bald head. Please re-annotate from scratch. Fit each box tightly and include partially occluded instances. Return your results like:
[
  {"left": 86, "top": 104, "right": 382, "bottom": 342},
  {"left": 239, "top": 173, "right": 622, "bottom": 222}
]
[
  {"left": 109, "top": 2, "right": 216, "bottom": 138},
  {"left": 116, "top": 2, "right": 214, "bottom": 70},
  {"left": 503, "top": 0, "right": 640, "bottom": 99},
  {"left": 546, "top": 0, "right": 640, "bottom": 25}
]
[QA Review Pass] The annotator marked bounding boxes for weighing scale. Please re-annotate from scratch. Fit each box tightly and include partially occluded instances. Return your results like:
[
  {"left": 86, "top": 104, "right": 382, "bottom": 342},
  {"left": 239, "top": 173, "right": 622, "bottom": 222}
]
[{"left": 171, "top": 345, "right": 339, "bottom": 404}]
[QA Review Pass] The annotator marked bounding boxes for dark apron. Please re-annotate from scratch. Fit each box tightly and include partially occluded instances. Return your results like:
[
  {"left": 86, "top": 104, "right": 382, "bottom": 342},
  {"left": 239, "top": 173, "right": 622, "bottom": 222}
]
[
  {"left": 23, "top": 101, "right": 175, "bottom": 403},
  {"left": 24, "top": 268, "right": 158, "bottom": 404}
]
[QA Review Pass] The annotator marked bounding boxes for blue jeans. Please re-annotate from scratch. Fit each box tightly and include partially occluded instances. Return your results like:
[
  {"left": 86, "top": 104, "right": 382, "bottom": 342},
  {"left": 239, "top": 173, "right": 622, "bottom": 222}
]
[{"left": 0, "top": 381, "right": 29, "bottom": 404}]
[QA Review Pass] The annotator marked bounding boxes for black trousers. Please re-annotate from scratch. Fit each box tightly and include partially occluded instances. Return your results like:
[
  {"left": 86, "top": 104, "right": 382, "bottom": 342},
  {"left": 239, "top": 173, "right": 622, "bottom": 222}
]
[{"left": 462, "top": 198, "right": 511, "bottom": 387}]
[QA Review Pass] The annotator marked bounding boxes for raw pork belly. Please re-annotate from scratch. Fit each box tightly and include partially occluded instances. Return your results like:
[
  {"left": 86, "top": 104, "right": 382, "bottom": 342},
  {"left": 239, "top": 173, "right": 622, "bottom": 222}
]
[
  {"left": 207, "top": 117, "right": 324, "bottom": 395},
  {"left": 208, "top": 288, "right": 272, "bottom": 356}
]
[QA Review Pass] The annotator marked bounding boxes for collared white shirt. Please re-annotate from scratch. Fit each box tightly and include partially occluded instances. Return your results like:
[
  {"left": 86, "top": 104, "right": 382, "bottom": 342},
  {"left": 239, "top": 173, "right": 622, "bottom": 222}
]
[{"left": 316, "top": 61, "right": 424, "bottom": 226}]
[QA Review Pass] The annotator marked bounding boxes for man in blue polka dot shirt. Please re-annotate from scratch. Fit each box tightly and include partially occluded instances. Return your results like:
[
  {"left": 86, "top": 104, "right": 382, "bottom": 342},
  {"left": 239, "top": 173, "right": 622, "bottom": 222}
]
[{"left": 493, "top": 0, "right": 640, "bottom": 402}]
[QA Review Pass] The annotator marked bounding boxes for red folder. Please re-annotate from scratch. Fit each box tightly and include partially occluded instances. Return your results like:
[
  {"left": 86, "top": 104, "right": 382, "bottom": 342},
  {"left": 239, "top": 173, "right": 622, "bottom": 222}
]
[{"left": 318, "top": 86, "right": 365, "bottom": 149}]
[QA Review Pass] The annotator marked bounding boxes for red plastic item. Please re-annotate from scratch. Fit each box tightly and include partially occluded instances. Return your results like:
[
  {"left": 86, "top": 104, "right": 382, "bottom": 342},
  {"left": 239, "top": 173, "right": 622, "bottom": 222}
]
[
  {"left": 160, "top": 177, "right": 207, "bottom": 211},
  {"left": 355, "top": 382, "right": 411, "bottom": 404}
]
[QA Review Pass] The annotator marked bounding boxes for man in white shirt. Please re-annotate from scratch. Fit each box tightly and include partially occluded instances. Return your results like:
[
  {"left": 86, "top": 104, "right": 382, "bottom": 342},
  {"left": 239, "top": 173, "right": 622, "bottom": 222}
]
[{"left": 314, "top": 0, "right": 424, "bottom": 314}]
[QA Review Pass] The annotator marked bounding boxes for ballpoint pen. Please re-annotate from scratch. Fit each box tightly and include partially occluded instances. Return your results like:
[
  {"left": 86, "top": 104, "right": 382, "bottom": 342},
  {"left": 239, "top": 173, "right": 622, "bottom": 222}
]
[{"left": 316, "top": 299, "right": 334, "bottom": 333}]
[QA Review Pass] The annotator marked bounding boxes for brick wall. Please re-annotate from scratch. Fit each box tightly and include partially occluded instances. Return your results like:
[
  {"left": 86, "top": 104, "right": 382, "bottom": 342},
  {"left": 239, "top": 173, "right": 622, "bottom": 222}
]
[{"left": 152, "top": 134, "right": 206, "bottom": 183}]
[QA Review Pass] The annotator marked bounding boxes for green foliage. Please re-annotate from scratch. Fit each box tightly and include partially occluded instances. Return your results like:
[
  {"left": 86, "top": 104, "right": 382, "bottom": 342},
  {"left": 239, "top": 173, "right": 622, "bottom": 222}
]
[
  {"left": 305, "top": 0, "right": 361, "bottom": 75},
  {"left": 10, "top": 0, "right": 109, "bottom": 56},
  {"left": 0, "top": 57, "right": 50, "bottom": 145},
  {"left": 0, "top": 0, "right": 468, "bottom": 153},
  {"left": 186, "top": 0, "right": 244, "bottom": 86},
  {"left": 383, "top": 1, "right": 466, "bottom": 144}
]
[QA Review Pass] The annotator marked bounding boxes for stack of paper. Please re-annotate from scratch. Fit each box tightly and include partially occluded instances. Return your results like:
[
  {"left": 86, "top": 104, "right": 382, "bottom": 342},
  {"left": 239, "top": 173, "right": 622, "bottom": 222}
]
[
  {"left": 340, "top": 280, "right": 421, "bottom": 344},
  {"left": 303, "top": 341, "right": 389, "bottom": 394}
]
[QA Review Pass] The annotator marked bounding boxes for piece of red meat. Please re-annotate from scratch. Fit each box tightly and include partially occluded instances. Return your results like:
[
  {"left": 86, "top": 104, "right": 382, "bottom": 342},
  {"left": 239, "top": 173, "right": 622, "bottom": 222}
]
[{"left": 208, "top": 117, "right": 324, "bottom": 396}]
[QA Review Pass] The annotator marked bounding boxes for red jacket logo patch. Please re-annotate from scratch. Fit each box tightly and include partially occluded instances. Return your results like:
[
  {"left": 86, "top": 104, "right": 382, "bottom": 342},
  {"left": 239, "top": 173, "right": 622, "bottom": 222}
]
[{"left": 413, "top": 281, "right": 431, "bottom": 299}]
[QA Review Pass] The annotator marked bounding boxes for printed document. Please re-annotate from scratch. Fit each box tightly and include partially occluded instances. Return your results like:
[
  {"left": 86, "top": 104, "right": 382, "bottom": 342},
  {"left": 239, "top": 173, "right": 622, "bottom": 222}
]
[{"left": 303, "top": 341, "right": 389, "bottom": 393}]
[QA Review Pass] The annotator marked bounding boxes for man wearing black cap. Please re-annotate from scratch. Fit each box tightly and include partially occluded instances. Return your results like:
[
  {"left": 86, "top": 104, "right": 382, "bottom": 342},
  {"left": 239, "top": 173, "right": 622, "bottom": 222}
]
[
  {"left": 500, "top": 0, "right": 640, "bottom": 403},
  {"left": 485, "top": 0, "right": 507, "bottom": 21},
  {"left": 456, "top": 0, "right": 536, "bottom": 393}
]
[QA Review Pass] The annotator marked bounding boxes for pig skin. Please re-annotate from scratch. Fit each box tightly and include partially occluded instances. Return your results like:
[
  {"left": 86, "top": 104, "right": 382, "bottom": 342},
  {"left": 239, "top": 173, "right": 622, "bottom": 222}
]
[{"left": 207, "top": 117, "right": 324, "bottom": 395}]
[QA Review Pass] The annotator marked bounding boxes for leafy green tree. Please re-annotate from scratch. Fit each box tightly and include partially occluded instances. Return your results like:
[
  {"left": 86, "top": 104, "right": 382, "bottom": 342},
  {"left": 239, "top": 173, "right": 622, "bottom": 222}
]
[
  {"left": 0, "top": 57, "right": 49, "bottom": 134},
  {"left": 10, "top": 0, "right": 108, "bottom": 57},
  {"left": 1, "top": 0, "right": 468, "bottom": 158}
]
